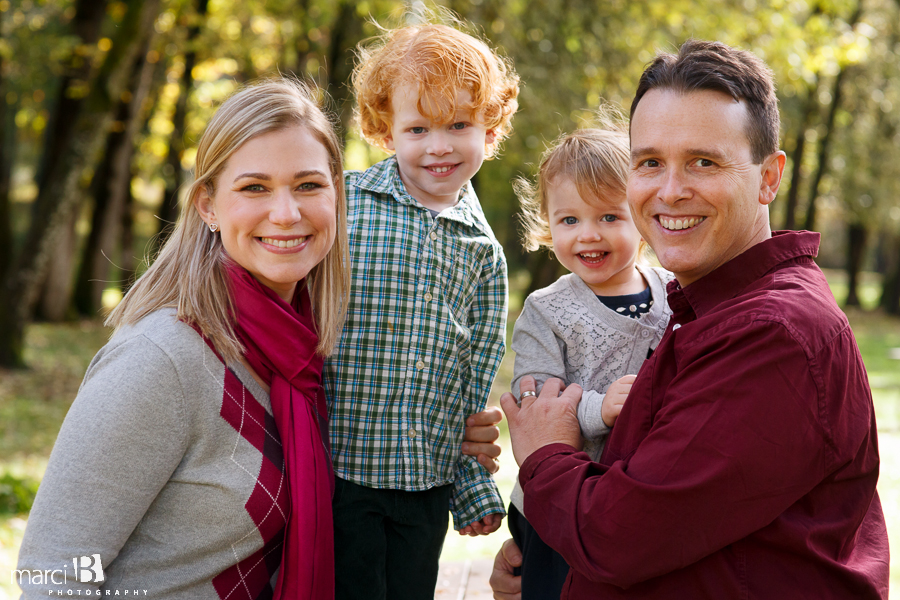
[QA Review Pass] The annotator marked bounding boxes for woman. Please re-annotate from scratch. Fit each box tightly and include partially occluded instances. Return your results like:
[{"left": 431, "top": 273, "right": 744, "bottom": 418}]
[{"left": 16, "top": 79, "right": 347, "bottom": 598}]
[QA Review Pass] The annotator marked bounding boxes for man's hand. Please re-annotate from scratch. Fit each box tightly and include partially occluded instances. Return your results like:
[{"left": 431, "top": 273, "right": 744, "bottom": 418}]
[
  {"left": 601, "top": 374, "right": 636, "bottom": 427},
  {"left": 500, "top": 376, "right": 583, "bottom": 466},
  {"left": 458, "top": 512, "right": 504, "bottom": 537},
  {"left": 490, "top": 538, "right": 523, "bottom": 600},
  {"left": 462, "top": 406, "right": 503, "bottom": 474}
]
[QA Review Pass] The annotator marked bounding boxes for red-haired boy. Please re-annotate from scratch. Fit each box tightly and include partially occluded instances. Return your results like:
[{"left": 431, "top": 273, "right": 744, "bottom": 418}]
[{"left": 322, "top": 20, "right": 519, "bottom": 600}]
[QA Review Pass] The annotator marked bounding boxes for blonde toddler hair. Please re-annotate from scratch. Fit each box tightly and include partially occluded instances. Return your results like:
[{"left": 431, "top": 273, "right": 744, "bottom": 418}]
[
  {"left": 518, "top": 116, "right": 636, "bottom": 254},
  {"left": 352, "top": 21, "right": 519, "bottom": 158},
  {"left": 107, "top": 78, "right": 349, "bottom": 361}
]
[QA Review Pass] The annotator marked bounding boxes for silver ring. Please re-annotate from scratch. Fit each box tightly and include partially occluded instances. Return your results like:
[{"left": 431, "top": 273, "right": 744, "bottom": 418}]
[{"left": 518, "top": 390, "right": 536, "bottom": 406}]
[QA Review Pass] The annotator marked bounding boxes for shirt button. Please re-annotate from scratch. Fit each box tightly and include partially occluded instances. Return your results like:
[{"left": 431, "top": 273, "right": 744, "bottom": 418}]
[
  {"left": 416, "top": 360, "right": 425, "bottom": 369},
  {"left": 408, "top": 428, "right": 417, "bottom": 438},
  {"left": 673, "top": 323, "right": 682, "bottom": 330},
  {"left": 424, "top": 292, "right": 433, "bottom": 302},
  {"left": 430, "top": 232, "right": 438, "bottom": 240},
  {"left": 641, "top": 330, "right": 650, "bottom": 338}
]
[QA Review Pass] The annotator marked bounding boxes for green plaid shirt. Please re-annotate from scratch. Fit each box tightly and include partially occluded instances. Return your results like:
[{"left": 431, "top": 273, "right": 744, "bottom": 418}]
[{"left": 323, "top": 157, "right": 507, "bottom": 529}]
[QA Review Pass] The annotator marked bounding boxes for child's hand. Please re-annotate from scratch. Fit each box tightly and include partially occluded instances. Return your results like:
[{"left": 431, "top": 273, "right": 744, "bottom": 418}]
[
  {"left": 601, "top": 375, "right": 636, "bottom": 427},
  {"left": 458, "top": 512, "right": 504, "bottom": 537}
]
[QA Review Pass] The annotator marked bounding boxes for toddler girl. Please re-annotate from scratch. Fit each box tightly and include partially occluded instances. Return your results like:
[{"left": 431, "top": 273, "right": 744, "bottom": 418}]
[{"left": 508, "top": 122, "right": 673, "bottom": 599}]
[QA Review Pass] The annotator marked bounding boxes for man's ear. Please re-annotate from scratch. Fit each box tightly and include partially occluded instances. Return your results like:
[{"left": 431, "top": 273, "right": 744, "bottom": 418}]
[
  {"left": 195, "top": 187, "right": 216, "bottom": 225},
  {"left": 759, "top": 150, "right": 786, "bottom": 206}
]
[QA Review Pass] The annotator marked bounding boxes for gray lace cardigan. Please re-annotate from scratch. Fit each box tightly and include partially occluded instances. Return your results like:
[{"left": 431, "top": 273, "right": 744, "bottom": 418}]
[{"left": 510, "top": 264, "right": 673, "bottom": 514}]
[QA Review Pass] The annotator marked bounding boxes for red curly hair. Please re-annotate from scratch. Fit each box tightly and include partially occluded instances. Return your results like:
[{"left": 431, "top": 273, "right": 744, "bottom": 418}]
[{"left": 352, "top": 23, "right": 519, "bottom": 159}]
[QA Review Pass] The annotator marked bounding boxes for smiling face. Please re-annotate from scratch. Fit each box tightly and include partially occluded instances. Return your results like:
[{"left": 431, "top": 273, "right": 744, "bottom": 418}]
[
  {"left": 547, "top": 176, "right": 646, "bottom": 296},
  {"left": 385, "top": 84, "right": 496, "bottom": 211},
  {"left": 195, "top": 125, "right": 337, "bottom": 302},
  {"left": 628, "top": 88, "right": 785, "bottom": 287}
]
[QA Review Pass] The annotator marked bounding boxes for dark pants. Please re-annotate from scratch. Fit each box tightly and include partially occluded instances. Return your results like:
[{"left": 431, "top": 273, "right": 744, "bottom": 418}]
[
  {"left": 508, "top": 503, "right": 570, "bottom": 600},
  {"left": 333, "top": 477, "right": 451, "bottom": 600}
]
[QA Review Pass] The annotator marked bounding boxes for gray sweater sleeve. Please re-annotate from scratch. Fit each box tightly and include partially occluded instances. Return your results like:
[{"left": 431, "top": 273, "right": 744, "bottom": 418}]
[
  {"left": 510, "top": 298, "right": 566, "bottom": 398},
  {"left": 17, "top": 334, "right": 189, "bottom": 597},
  {"left": 511, "top": 298, "right": 610, "bottom": 441},
  {"left": 578, "top": 389, "right": 612, "bottom": 441}
]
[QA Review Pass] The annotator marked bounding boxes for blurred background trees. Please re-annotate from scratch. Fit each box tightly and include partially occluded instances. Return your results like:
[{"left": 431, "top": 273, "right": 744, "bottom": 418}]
[{"left": 0, "top": 0, "right": 898, "bottom": 367}]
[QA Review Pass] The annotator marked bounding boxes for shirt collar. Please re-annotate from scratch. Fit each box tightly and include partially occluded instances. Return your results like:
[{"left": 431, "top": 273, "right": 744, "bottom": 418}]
[
  {"left": 355, "top": 156, "right": 484, "bottom": 231},
  {"left": 668, "top": 230, "right": 821, "bottom": 319}
]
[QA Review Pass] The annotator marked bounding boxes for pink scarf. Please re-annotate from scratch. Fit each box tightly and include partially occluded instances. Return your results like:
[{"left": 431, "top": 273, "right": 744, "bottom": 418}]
[{"left": 228, "top": 265, "right": 334, "bottom": 599}]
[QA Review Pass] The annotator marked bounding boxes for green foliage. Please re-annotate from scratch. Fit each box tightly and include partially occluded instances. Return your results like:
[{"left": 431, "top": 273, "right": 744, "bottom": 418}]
[
  {"left": 4, "top": 0, "right": 900, "bottom": 330},
  {"left": 0, "top": 321, "right": 111, "bottom": 459},
  {"left": 0, "top": 473, "right": 39, "bottom": 515}
]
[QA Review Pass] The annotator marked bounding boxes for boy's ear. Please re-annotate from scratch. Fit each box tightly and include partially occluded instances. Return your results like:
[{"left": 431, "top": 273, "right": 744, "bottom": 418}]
[
  {"left": 384, "top": 134, "right": 395, "bottom": 152},
  {"left": 195, "top": 187, "right": 216, "bottom": 225},
  {"left": 485, "top": 129, "right": 497, "bottom": 145}
]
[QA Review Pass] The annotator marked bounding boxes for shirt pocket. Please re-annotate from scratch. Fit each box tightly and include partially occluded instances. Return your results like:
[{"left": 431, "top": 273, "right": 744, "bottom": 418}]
[
  {"left": 437, "top": 242, "right": 484, "bottom": 329},
  {"left": 434, "top": 243, "right": 489, "bottom": 382}
]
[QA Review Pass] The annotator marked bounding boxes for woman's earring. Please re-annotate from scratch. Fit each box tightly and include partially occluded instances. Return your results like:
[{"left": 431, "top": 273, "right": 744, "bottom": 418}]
[{"left": 209, "top": 222, "right": 219, "bottom": 232}]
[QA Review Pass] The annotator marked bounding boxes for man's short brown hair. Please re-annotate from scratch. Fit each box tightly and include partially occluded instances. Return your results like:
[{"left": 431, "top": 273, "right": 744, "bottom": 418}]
[{"left": 630, "top": 39, "right": 780, "bottom": 163}]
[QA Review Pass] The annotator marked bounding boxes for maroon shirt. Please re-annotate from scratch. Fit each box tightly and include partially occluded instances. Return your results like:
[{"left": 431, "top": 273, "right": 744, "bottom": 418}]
[{"left": 520, "top": 231, "right": 889, "bottom": 599}]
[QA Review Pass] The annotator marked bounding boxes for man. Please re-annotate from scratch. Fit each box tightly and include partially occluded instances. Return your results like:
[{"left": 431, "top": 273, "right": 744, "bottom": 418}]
[{"left": 492, "top": 39, "right": 889, "bottom": 599}]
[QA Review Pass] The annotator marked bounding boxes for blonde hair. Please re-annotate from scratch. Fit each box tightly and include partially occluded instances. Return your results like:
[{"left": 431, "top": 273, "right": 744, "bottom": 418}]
[
  {"left": 107, "top": 78, "right": 349, "bottom": 362},
  {"left": 352, "top": 20, "right": 519, "bottom": 158},
  {"left": 518, "top": 114, "right": 635, "bottom": 253}
]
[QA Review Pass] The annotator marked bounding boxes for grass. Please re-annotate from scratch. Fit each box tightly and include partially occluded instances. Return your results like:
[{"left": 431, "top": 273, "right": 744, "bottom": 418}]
[
  {"left": 0, "top": 320, "right": 111, "bottom": 598},
  {"left": 1, "top": 272, "right": 899, "bottom": 597}
]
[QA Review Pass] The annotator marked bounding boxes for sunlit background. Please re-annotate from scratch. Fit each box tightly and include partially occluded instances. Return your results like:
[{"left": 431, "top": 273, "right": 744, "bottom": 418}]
[{"left": 1, "top": 0, "right": 900, "bottom": 597}]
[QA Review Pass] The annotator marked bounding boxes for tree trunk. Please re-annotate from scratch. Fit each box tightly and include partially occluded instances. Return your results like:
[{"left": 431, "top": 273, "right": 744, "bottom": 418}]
[
  {"left": 74, "top": 43, "right": 157, "bottom": 317},
  {"left": 29, "top": 0, "right": 109, "bottom": 321},
  {"left": 801, "top": 69, "right": 847, "bottom": 232},
  {"left": 0, "top": 29, "right": 15, "bottom": 284},
  {"left": 36, "top": 216, "right": 79, "bottom": 321},
  {"left": 32, "top": 0, "right": 108, "bottom": 195},
  {"left": 326, "top": 1, "right": 365, "bottom": 139},
  {"left": 119, "top": 174, "right": 137, "bottom": 290},
  {"left": 525, "top": 251, "right": 564, "bottom": 298},
  {"left": 879, "top": 230, "right": 900, "bottom": 316},
  {"left": 154, "top": 0, "right": 209, "bottom": 248},
  {"left": 802, "top": 3, "right": 862, "bottom": 232},
  {"left": 844, "top": 222, "right": 868, "bottom": 308},
  {"left": 290, "top": 0, "right": 312, "bottom": 77},
  {"left": 0, "top": 0, "right": 162, "bottom": 367},
  {"left": 781, "top": 83, "right": 817, "bottom": 231}
]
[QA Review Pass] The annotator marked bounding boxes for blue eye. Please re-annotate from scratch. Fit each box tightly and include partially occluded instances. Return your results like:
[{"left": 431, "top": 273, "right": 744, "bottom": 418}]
[
  {"left": 410, "top": 127, "right": 426, "bottom": 134},
  {"left": 241, "top": 183, "right": 266, "bottom": 192},
  {"left": 450, "top": 122, "right": 468, "bottom": 130},
  {"left": 601, "top": 215, "right": 618, "bottom": 223},
  {"left": 298, "top": 181, "right": 323, "bottom": 191},
  {"left": 563, "top": 216, "right": 578, "bottom": 225}
]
